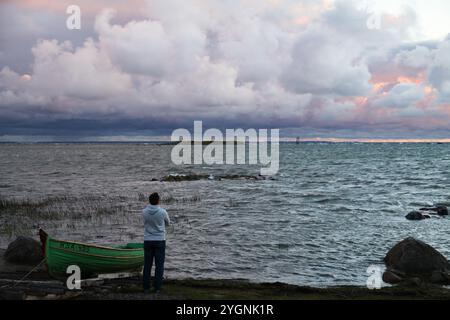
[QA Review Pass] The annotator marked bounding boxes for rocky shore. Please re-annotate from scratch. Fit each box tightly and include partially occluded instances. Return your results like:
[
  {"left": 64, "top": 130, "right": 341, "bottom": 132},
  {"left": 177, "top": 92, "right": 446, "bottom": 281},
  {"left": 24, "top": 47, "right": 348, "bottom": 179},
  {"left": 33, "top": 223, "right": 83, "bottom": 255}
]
[
  {"left": 3, "top": 272, "right": 450, "bottom": 300},
  {"left": 3, "top": 246, "right": 450, "bottom": 300},
  {"left": 3, "top": 233, "right": 450, "bottom": 300}
]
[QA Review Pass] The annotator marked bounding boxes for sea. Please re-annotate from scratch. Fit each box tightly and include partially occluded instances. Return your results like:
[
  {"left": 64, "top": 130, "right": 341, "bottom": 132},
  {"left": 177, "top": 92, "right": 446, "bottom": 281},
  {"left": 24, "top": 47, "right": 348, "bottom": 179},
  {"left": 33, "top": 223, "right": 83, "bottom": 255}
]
[{"left": 1, "top": 142, "right": 450, "bottom": 287}]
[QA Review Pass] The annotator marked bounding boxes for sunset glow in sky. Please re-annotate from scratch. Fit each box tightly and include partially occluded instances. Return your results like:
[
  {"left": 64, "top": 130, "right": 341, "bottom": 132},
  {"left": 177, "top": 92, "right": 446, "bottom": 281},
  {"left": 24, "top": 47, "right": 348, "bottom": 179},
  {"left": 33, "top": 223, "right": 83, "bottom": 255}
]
[{"left": 1, "top": 0, "right": 450, "bottom": 140}]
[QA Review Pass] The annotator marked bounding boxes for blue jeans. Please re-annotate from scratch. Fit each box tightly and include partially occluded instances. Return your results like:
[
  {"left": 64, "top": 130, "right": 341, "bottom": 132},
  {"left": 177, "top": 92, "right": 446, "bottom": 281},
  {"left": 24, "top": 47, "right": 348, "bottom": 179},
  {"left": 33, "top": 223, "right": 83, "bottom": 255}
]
[{"left": 143, "top": 240, "right": 166, "bottom": 290}]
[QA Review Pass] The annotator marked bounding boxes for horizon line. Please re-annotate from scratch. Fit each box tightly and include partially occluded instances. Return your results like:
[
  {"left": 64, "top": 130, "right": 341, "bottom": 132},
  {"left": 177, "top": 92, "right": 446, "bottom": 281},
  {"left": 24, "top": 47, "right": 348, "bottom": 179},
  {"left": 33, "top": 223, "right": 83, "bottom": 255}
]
[{"left": 3, "top": 136, "right": 450, "bottom": 143}]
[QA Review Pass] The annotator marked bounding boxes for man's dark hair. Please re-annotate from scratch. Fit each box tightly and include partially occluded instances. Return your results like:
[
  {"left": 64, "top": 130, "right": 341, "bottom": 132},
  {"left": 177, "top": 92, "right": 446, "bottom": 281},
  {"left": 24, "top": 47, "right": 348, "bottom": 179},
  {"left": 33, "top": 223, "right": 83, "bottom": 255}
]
[{"left": 149, "top": 192, "right": 160, "bottom": 205}]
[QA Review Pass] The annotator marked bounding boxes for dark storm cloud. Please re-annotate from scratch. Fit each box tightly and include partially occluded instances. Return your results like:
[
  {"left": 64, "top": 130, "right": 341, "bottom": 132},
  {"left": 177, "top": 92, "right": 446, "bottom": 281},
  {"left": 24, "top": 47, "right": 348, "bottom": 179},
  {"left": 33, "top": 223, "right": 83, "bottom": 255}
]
[{"left": 2, "top": 0, "right": 450, "bottom": 139}]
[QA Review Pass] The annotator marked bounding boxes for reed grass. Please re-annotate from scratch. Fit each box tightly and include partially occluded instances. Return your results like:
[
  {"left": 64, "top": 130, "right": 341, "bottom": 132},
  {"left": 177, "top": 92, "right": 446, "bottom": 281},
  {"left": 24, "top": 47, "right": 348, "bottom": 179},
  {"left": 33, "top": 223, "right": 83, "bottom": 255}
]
[
  {"left": 0, "top": 192, "right": 198, "bottom": 245},
  {"left": 137, "top": 192, "right": 201, "bottom": 204}
]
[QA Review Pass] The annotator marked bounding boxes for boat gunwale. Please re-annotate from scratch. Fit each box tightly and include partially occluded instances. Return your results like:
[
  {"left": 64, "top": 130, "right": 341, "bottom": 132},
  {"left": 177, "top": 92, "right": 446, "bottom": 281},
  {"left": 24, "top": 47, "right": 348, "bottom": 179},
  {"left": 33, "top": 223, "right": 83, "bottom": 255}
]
[
  {"left": 49, "top": 237, "right": 144, "bottom": 252},
  {"left": 49, "top": 245, "right": 144, "bottom": 260}
]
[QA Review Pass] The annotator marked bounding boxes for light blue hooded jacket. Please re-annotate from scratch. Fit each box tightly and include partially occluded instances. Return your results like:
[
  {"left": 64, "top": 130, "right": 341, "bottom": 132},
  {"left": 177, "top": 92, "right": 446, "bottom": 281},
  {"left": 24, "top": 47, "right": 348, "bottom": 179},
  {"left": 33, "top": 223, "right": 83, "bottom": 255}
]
[{"left": 143, "top": 204, "right": 170, "bottom": 241}]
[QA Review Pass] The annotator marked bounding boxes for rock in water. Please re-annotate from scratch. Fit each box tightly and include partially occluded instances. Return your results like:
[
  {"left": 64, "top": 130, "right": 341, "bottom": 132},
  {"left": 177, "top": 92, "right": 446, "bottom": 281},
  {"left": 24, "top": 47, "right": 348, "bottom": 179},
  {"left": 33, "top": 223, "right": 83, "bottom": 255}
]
[
  {"left": 383, "top": 237, "right": 450, "bottom": 285},
  {"left": 419, "top": 206, "right": 449, "bottom": 216},
  {"left": 437, "top": 206, "right": 449, "bottom": 216},
  {"left": 405, "top": 211, "right": 430, "bottom": 220},
  {"left": 4, "top": 236, "right": 44, "bottom": 265}
]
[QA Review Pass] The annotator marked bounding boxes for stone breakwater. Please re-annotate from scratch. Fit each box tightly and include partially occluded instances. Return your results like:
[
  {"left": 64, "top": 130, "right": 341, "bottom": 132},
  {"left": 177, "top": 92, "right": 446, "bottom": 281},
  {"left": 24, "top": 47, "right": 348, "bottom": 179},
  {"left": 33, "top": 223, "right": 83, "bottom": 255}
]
[{"left": 159, "top": 173, "right": 276, "bottom": 182}]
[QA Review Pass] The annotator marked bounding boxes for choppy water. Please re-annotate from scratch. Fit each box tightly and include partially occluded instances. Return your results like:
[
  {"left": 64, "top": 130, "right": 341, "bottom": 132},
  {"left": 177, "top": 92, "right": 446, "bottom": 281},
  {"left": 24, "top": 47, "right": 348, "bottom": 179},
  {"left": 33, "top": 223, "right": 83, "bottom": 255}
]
[{"left": 1, "top": 142, "right": 450, "bottom": 287}]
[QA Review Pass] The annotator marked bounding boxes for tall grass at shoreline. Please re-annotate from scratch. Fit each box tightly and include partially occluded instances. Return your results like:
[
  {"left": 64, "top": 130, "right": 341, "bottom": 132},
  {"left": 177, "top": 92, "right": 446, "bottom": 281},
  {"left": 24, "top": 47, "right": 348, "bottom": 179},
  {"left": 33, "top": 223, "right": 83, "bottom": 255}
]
[
  {"left": 0, "top": 192, "right": 200, "bottom": 244},
  {"left": 0, "top": 195, "right": 127, "bottom": 220},
  {"left": 137, "top": 192, "right": 201, "bottom": 204},
  {"left": 0, "top": 194, "right": 132, "bottom": 241}
]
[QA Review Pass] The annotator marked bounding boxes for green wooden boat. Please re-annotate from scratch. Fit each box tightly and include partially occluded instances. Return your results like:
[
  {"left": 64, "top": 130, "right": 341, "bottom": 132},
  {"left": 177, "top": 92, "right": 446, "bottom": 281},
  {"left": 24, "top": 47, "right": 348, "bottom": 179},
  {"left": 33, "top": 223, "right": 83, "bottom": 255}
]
[{"left": 39, "top": 229, "right": 144, "bottom": 278}]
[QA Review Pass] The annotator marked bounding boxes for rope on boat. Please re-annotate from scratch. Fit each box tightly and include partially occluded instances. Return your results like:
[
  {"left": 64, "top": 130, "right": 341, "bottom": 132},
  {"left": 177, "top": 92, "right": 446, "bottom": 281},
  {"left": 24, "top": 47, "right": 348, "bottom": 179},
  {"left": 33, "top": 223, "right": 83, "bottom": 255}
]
[{"left": 0, "top": 258, "right": 47, "bottom": 289}]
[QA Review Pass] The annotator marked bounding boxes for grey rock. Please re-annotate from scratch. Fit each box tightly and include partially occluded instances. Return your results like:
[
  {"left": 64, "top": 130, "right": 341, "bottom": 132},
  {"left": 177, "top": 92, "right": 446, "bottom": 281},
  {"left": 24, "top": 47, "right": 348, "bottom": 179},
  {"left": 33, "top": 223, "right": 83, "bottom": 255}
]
[
  {"left": 382, "top": 270, "right": 403, "bottom": 284},
  {"left": 383, "top": 237, "right": 450, "bottom": 285},
  {"left": 419, "top": 206, "right": 448, "bottom": 216},
  {"left": 437, "top": 206, "right": 448, "bottom": 216},
  {"left": 405, "top": 211, "right": 430, "bottom": 221},
  {"left": 4, "top": 236, "right": 44, "bottom": 265}
]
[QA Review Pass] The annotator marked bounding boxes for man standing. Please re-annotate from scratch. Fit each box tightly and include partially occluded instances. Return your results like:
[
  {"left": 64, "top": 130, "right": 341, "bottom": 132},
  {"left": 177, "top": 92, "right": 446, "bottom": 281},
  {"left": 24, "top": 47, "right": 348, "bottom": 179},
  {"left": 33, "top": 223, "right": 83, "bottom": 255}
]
[{"left": 143, "top": 192, "right": 170, "bottom": 293}]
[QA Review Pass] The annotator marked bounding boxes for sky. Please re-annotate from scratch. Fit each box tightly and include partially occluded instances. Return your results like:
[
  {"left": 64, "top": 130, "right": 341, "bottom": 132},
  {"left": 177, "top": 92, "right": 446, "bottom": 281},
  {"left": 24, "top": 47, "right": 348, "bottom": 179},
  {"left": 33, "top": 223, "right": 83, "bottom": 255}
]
[{"left": 1, "top": 0, "right": 450, "bottom": 140}]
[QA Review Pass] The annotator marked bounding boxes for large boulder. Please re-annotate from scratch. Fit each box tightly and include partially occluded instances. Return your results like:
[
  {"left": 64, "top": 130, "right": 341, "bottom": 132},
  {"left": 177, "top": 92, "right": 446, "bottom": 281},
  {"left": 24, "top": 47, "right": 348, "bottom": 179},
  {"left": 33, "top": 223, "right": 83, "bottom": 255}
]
[
  {"left": 383, "top": 237, "right": 450, "bottom": 285},
  {"left": 3, "top": 236, "right": 44, "bottom": 265}
]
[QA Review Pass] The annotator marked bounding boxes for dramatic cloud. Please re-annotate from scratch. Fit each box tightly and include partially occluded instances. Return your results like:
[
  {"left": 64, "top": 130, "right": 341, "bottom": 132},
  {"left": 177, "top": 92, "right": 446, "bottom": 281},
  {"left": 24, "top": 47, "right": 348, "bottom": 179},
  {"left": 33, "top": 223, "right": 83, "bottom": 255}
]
[
  {"left": 428, "top": 40, "right": 450, "bottom": 102},
  {"left": 373, "top": 83, "right": 424, "bottom": 108},
  {"left": 1, "top": 0, "right": 450, "bottom": 138},
  {"left": 395, "top": 45, "right": 433, "bottom": 69}
]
